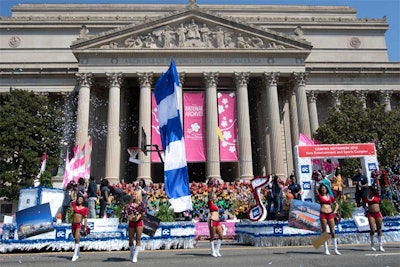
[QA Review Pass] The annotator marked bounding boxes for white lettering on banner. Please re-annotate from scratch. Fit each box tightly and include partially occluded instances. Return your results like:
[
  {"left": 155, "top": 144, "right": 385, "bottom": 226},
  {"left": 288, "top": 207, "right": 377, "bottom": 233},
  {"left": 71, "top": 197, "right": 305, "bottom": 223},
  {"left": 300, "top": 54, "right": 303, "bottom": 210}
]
[
  {"left": 88, "top": 218, "right": 119, "bottom": 232},
  {"left": 353, "top": 215, "right": 370, "bottom": 232}
]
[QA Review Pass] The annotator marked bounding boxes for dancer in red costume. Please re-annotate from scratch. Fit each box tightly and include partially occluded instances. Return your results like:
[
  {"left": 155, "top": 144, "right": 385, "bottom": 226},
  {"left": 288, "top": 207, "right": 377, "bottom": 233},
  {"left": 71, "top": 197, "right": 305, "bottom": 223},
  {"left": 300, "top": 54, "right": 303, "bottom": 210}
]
[
  {"left": 122, "top": 190, "right": 146, "bottom": 262},
  {"left": 207, "top": 193, "right": 224, "bottom": 257},
  {"left": 314, "top": 183, "right": 341, "bottom": 255},
  {"left": 71, "top": 194, "right": 88, "bottom": 261},
  {"left": 363, "top": 184, "right": 385, "bottom": 252}
]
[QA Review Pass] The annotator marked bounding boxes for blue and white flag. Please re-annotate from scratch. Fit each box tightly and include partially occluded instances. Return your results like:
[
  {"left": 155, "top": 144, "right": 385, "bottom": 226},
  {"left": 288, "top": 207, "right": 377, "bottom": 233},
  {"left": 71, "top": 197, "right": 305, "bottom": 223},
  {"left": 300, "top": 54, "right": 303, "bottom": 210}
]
[{"left": 154, "top": 59, "right": 192, "bottom": 213}]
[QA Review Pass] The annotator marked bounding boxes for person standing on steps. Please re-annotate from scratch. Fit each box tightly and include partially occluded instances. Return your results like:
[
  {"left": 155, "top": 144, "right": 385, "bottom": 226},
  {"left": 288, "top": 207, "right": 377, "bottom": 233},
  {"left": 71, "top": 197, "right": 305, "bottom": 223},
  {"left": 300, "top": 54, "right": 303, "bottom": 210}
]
[{"left": 207, "top": 192, "right": 224, "bottom": 257}]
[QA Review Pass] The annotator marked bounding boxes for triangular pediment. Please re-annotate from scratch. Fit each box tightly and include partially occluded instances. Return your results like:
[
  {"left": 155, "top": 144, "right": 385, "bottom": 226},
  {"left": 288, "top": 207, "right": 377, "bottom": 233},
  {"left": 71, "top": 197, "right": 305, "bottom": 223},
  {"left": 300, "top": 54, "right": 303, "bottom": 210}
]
[{"left": 71, "top": 7, "right": 312, "bottom": 52}]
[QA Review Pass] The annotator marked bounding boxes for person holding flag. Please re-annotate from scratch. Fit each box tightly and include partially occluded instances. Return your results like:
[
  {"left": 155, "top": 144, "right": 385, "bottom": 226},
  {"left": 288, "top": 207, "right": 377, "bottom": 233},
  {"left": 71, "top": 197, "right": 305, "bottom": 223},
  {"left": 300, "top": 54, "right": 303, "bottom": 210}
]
[{"left": 154, "top": 59, "right": 192, "bottom": 213}]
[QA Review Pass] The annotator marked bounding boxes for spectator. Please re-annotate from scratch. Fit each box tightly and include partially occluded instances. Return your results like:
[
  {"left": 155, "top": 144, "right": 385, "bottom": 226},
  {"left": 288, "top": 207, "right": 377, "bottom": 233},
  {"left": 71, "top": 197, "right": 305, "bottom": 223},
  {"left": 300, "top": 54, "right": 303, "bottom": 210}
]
[
  {"left": 99, "top": 179, "right": 110, "bottom": 218},
  {"left": 353, "top": 168, "right": 368, "bottom": 207},
  {"left": 87, "top": 176, "right": 97, "bottom": 219}
]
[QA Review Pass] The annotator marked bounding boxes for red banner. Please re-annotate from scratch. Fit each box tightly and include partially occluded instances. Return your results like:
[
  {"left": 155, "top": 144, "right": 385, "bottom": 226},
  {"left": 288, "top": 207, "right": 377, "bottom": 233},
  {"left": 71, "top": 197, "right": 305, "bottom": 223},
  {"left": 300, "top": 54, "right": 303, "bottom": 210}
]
[
  {"left": 298, "top": 143, "right": 376, "bottom": 158},
  {"left": 184, "top": 92, "right": 206, "bottom": 162},
  {"left": 218, "top": 92, "right": 238, "bottom": 161}
]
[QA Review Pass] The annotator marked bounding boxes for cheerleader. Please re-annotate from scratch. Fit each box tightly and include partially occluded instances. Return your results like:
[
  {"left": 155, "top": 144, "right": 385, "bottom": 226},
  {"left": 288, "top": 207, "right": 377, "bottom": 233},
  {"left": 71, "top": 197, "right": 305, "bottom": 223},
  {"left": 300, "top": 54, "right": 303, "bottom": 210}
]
[
  {"left": 208, "top": 193, "right": 223, "bottom": 257},
  {"left": 363, "top": 184, "right": 384, "bottom": 252},
  {"left": 314, "top": 182, "right": 341, "bottom": 255},
  {"left": 71, "top": 194, "right": 88, "bottom": 261},
  {"left": 122, "top": 190, "right": 146, "bottom": 262}
]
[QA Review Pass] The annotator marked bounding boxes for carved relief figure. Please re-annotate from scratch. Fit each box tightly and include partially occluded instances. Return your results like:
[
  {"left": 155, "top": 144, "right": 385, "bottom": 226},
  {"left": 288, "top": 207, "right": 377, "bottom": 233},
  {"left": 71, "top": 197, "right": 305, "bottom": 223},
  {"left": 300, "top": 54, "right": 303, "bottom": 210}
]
[
  {"left": 250, "top": 37, "right": 264, "bottom": 48},
  {"left": 79, "top": 25, "right": 89, "bottom": 39},
  {"left": 142, "top": 33, "right": 156, "bottom": 48},
  {"left": 294, "top": 26, "right": 304, "bottom": 39},
  {"left": 125, "top": 36, "right": 143, "bottom": 48},
  {"left": 214, "top": 27, "right": 225, "bottom": 48},
  {"left": 177, "top": 24, "right": 187, "bottom": 47},
  {"left": 187, "top": 19, "right": 201, "bottom": 40},
  {"left": 237, "top": 33, "right": 248, "bottom": 48},
  {"left": 200, "top": 23, "right": 211, "bottom": 47},
  {"left": 162, "top": 25, "right": 175, "bottom": 48}
]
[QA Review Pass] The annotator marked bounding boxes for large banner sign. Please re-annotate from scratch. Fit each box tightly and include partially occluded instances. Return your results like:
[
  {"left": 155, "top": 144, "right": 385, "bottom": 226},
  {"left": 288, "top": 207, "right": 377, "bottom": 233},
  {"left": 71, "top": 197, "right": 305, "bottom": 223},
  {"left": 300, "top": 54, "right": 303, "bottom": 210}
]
[
  {"left": 16, "top": 203, "right": 54, "bottom": 239},
  {"left": 184, "top": 92, "right": 206, "bottom": 162},
  {"left": 151, "top": 94, "right": 163, "bottom": 162},
  {"left": 295, "top": 143, "right": 378, "bottom": 202},
  {"left": 217, "top": 92, "right": 238, "bottom": 161}
]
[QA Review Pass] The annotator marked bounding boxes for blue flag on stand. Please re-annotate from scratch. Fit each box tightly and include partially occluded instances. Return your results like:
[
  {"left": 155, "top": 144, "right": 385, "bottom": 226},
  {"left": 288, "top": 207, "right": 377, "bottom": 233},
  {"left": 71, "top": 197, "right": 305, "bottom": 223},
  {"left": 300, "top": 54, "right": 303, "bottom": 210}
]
[{"left": 154, "top": 59, "right": 192, "bottom": 213}]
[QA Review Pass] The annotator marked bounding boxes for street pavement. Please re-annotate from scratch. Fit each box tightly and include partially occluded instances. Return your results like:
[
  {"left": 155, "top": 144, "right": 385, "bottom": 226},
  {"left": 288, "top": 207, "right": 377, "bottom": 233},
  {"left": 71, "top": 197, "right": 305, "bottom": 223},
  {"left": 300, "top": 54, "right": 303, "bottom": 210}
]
[{"left": 0, "top": 241, "right": 399, "bottom": 267}]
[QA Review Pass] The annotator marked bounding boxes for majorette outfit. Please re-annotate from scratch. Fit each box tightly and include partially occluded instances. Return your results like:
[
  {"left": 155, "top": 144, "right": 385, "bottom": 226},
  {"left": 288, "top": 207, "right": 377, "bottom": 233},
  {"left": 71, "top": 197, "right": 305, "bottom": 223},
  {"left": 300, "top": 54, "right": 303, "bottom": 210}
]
[
  {"left": 317, "top": 194, "right": 335, "bottom": 220},
  {"left": 208, "top": 200, "right": 221, "bottom": 227},
  {"left": 363, "top": 194, "right": 382, "bottom": 219},
  {"left": 71, "top": 201, "right": 88, "bottom": 231},
  {"left": 70, "top": 201, "right": 88, "bottom": 262},
  {"left": 122, "top": 201, "right": 146, "bottom": 228}
]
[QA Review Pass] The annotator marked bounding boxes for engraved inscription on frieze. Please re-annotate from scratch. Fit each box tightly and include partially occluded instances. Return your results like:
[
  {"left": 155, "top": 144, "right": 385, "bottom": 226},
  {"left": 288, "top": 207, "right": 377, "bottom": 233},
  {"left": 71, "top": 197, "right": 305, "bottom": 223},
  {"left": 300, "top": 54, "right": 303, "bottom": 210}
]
[{"left": 97, "top": 19, "right": 287, "bottom": 50}]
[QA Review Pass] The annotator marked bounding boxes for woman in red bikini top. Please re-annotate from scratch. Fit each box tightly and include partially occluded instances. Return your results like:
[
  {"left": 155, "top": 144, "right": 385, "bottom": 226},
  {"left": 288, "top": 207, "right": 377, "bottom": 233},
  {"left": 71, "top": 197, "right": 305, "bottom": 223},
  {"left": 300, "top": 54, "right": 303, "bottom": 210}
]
[
  {"left": 314, "top": 182, "right": 340, "bottom": 255},
  {"left": 363, "top": 185, "right": 384, "bottom": 252},
  {"left": 207, "top": 192, "right": 224, "bottom": 257},
  {"left": 71, "top": 194, "right": 88, "bottom": 261}
]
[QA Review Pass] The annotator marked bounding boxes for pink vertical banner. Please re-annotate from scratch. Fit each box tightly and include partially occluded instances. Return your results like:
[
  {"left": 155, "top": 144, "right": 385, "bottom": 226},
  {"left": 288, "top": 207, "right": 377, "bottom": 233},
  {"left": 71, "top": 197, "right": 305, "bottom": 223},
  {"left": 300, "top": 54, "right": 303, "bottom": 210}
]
[
  {"left": 151, "top": 94, "right": 162, "bottom": 162},
  {"left": 218, "top": 92, "right": 238, "bottom": 161},
  {"left": 184, "top": 92, "right": 206, "bottom": 162}
]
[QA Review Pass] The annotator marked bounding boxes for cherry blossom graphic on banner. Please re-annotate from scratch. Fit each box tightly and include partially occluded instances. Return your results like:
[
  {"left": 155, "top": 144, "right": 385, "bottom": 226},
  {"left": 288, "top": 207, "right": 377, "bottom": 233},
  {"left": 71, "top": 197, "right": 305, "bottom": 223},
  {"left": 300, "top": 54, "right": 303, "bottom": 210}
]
[
  {"left": 151, "top": 94, "right": 162, "bottom": 162},
  {"left": 218, "top": 92, "right": 238, "bottom": 161},
  {"left": 184, "top": 92, "right": 206, "bottom": 162}
]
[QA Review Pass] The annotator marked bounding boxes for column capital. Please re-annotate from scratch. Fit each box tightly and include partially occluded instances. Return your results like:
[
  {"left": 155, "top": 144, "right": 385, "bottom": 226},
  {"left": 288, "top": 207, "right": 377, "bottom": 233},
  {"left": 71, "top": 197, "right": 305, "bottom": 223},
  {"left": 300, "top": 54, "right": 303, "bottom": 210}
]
[
  {"left": 137, "top": 72, "right": 154, "bottom": 88},
  {"left": 233, "top": 72, "right": 250, "bottom": 87},
  {"left": 106, "top": 72, "right": 123, "bottom": 87},
  {"left": 203, "top": 72, "right": 219, "bottom": 87},
  {"left": 75, "top": 72, "right": 93, "bottom": 87},
  {"left": 292, "top": 72, "right": 308, "bottom": 86},
  {"left": 179, "top": 72, "right": 185, "bottom": 86},
  {"left": 307, "top": 90, "right": 319, "bottom": 103},
  {"left": 263, "top": 72, "right": 280, "bottom": 86},
  {"left": 380, "top": 90, "right": 393, "bottom": 103},
  {"left": 330, "top": 90, "right": 344, "bottom": 109},
  {"left": 355, "top": 90, "right": 367, "bottom": 101}
]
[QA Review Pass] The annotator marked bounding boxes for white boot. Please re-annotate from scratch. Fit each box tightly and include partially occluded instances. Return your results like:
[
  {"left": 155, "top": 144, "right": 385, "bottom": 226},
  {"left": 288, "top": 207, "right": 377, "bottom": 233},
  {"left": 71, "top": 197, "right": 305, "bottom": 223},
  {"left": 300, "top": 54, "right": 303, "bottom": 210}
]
[
  {"left": 129, "top": 246, "right": 134, "bottom": 260},
  {"left": 333, "top": 238, "right": 341, "bottom": 255},
  {"left": 370, "top": 235, "right": 376, "bottom": 251},
  {"left": 132, "top": 246, "right": 140, "bottom": 262},
  {"left": 209, "top": 241, "right": 217, "bottom": 257},
  {"left": 323, "top": 242, "right": 330, "bottom": 255},
  {"left": 72, "top": 243, "right": 80, "bottom": 261},
  {"left": 215, "top": 239, "right": 222, "bottom": 257},
  {"left": 378, "top": 236, "right": 385, "bottom": 252}
]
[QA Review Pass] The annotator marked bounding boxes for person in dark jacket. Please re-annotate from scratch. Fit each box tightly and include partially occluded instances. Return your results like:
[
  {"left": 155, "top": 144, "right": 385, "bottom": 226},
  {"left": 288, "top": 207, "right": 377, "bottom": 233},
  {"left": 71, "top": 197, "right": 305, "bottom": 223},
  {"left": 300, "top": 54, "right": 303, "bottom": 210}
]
[{"left": 87, "top": 176, "right": 98, "bottom": 218}]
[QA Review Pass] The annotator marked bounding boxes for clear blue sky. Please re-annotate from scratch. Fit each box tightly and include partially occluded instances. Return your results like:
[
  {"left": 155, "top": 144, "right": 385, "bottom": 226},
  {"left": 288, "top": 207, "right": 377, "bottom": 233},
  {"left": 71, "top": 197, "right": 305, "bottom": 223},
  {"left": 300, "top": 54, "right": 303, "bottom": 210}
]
[{"left": 1, "top": 0, "right": 399, "bottom": 62}]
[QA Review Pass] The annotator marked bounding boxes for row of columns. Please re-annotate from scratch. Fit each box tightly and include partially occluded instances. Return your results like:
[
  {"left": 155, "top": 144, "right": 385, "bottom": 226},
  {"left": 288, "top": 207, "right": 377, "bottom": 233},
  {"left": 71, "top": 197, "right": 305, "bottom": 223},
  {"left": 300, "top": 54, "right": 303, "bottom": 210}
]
[{"left": 75, "top": 70, "right": 394, "bottom": 183}]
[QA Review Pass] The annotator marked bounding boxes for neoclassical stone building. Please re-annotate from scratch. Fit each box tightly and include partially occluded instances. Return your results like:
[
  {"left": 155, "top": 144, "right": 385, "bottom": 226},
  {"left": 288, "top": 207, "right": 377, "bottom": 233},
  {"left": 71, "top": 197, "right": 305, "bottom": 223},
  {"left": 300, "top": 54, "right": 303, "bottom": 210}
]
[{"left": 1, "top": 1, "right": 399, "bottom": 186}]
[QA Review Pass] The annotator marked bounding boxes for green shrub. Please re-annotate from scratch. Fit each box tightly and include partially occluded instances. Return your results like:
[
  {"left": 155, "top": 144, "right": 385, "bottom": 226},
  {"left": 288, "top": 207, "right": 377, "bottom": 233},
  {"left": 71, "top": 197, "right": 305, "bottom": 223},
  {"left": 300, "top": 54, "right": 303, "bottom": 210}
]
[
  {"left": 155, "top": 205, "right": 175, "bottom": 222},
  {"left": 337, "top": 200, "right": 355, "bottom": 219},
  {"left": 380, "top": 199, "right": 397, "bottom": 217}
]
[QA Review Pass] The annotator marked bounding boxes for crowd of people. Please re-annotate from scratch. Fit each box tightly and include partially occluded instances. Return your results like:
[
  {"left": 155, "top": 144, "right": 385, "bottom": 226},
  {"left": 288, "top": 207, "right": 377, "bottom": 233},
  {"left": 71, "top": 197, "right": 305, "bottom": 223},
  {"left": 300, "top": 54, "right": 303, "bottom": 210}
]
[{"left": 62, "top": 162, "right": 400, "bottom": 260}]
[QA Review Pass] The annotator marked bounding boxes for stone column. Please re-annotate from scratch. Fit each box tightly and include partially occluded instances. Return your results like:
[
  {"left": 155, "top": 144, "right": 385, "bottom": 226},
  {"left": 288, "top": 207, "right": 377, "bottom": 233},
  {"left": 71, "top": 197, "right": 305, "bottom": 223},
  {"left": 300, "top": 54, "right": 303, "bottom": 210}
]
[
  {"left": 75, "top": 73, "right": 93, "bottom": 151},
  {"left": 355, "top": 90, "right": 367, "bottom": 109},
  {"left": 307, "top": 90, "right": 319, "bottom": 134},
  {"left": 380, "top": 90, "right": 393, "bottom": 111},
  {"left": 203, "top": 72, "right": 221, "bottom": 180},
  {"left": 137, "top": 72, "right": 153, "bottom": 182},
  {"left": 289, "top": 88, "right": 299, "bottom": 146},
  {"left": 105, "top": 72, "right": 123, "bottom": 185},
  {"left": 292, "top": 72, "right": 311, "bottom": 137},
  {"left": 234, "top": 72, "right": 253, "bottom": 180},
  {"left": 264, "top": 72, "right": 284, "bottom": 177}
]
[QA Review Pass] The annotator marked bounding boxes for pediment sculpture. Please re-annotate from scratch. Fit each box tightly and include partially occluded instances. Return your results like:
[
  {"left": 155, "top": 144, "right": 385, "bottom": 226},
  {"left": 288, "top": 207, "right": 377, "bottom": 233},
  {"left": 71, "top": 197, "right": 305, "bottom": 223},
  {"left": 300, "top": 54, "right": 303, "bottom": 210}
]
[{"left": 99, "top": 19, "right": 286, "bottom": 50}]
